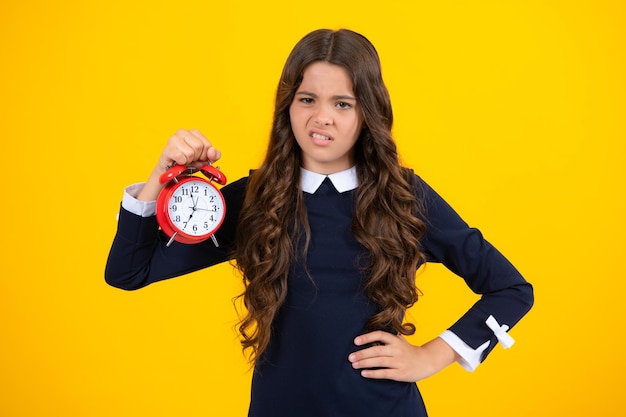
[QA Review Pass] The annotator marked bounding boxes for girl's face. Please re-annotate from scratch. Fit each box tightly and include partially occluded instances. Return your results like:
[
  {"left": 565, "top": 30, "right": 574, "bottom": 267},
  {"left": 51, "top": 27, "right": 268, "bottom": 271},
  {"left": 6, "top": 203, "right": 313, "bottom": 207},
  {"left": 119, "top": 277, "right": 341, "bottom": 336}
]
[{"left": 289, "top": 61, "right": 364, "bottom": 174}]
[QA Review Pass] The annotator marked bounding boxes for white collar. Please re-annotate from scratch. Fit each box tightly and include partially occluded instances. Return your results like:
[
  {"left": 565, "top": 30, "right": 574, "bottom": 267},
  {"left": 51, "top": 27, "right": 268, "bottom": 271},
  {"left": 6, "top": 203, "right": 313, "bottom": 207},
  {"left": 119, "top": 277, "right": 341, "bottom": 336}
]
[{"left": 300, "top": 166, "right": 359, "bottom": 194}]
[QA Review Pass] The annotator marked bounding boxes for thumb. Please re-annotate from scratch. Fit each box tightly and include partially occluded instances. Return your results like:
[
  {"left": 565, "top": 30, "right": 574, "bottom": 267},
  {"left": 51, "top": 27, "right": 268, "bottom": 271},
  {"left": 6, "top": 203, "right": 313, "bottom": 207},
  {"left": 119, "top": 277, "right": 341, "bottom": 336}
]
[{"left": 207, "top": 147, "right": 221, "bottom": 163}]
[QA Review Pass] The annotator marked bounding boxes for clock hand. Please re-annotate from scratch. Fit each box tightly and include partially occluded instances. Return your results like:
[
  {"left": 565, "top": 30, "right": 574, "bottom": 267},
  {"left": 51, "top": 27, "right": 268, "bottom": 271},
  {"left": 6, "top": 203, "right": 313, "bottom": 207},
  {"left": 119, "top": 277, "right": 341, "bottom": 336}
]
[
  {"left": 188, "top": 194, "right": 199, "bottom": 211},
  {"left": 181, "top": 214, "right": 194, "bottom": 231}
]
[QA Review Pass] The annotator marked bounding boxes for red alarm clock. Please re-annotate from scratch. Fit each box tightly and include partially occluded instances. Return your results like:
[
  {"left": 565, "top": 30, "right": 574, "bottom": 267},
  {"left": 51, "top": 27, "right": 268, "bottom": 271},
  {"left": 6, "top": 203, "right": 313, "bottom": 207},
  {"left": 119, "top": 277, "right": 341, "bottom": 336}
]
[{"left": 156, "top": 164, "right": 227, "bottom": 247}]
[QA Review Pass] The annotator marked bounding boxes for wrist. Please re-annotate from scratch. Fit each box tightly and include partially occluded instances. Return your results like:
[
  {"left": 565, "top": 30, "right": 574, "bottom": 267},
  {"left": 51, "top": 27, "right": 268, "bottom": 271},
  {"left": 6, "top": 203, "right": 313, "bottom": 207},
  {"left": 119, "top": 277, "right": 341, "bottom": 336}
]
[
  {"left": 136, "top": 169, "right": 165, "bottom": 202},
  {"left": 421, "top": 337, "right": 458, "bottom": 372}
]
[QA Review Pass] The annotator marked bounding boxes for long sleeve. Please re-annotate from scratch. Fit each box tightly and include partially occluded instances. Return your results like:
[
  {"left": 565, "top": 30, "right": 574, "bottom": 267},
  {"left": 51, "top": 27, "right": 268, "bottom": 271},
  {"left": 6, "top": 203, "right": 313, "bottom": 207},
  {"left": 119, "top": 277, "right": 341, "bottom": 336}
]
[
  {"left": 416, "top": 176, "right": 534, "bottom": 368},
  {"left": 104, "top": 176, "right": 249, "bottom": 290}
]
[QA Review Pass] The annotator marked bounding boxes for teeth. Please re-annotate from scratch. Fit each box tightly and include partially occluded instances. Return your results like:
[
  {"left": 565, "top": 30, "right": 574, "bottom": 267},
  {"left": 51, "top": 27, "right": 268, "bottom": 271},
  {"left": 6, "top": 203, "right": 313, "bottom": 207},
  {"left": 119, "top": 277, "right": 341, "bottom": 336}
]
[{"left": 312, "top": 133, "right": 331, "bottom": 141}]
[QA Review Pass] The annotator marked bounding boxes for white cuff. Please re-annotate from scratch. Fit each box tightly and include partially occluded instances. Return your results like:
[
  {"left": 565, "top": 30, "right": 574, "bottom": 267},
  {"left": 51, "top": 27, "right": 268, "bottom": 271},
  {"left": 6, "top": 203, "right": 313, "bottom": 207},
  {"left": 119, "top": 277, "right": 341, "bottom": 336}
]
[
  {"left": 439, "top": 330, "right": 490, "bottom": 372},
  {"left": 120, "top": 183, "right": 156, "bottom": 217}
]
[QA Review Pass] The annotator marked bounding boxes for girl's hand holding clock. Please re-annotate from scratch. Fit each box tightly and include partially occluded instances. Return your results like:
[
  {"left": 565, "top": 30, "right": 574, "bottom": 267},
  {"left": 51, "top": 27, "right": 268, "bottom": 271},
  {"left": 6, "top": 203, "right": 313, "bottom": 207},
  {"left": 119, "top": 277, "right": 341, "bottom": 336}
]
[{"left": 138, "top": 129, "right": 221, "bottom": 202}]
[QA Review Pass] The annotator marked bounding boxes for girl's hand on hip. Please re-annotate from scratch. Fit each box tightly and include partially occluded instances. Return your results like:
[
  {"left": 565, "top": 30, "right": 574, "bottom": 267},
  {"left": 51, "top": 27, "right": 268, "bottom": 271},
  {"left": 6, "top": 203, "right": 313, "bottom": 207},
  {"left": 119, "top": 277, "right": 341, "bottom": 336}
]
[{"left": 348, "top": 331, "right": 458, "bottom": 383}]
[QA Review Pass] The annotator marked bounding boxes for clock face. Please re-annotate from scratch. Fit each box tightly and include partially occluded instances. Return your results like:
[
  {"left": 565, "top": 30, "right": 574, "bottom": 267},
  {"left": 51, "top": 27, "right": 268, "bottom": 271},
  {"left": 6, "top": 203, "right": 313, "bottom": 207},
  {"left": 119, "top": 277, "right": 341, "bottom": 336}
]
[{"left": 167, "top": 178, "right": 225, "bottom": 237}]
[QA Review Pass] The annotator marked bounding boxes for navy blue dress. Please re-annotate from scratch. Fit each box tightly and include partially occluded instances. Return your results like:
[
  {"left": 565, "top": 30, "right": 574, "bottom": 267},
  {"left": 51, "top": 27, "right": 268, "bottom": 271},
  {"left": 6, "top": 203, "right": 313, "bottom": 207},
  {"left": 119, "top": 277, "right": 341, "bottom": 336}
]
[{"left": 105, "top": 174, "right": 533, "bottom": 417}]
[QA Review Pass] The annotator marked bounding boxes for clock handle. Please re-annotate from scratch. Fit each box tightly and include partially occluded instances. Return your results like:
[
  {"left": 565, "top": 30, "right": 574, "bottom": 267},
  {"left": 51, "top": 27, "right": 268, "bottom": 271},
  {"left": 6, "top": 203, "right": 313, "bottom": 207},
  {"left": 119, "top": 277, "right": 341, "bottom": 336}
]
[{"left": 200, "top": 165, "right": 227, "bottom": 185}]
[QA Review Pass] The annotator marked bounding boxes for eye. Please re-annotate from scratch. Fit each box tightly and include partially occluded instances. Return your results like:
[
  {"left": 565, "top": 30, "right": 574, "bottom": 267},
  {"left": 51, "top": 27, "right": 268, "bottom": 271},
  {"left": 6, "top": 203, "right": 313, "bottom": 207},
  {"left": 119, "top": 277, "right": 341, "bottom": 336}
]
[
  {"left": 299, "top": 97, "right": 314, "bottom": 104},
  {"left": 336, "top": 101, "right": 353, "bottom": 110}
]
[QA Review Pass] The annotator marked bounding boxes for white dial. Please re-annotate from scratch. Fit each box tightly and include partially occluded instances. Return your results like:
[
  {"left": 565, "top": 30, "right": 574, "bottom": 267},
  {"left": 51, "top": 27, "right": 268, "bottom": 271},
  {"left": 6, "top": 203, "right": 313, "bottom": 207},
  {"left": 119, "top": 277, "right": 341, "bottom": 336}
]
[{"left": 167, "top": 178, "right": 225, "bottom": 237}]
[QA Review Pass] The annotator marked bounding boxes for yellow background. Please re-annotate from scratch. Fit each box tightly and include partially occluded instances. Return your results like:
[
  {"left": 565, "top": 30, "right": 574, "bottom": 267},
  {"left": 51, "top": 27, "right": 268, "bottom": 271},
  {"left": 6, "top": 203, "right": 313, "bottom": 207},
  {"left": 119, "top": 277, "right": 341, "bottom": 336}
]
[{"left": 1, "top": 1, "right": 624, "bottom": 415}]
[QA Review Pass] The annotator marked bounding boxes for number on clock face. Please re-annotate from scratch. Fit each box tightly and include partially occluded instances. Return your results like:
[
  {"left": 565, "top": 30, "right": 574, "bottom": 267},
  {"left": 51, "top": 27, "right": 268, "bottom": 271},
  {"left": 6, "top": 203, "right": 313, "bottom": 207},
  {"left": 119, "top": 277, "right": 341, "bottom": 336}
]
[{"left": 168, "top": 179, "right": 224, "bottom": 236}]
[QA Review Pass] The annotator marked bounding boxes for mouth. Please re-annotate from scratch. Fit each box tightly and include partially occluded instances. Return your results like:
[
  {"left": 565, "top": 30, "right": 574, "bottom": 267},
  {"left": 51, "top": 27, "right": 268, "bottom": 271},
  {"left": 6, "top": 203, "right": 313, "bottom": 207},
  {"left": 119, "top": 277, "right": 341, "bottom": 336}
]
[{"left": 311, "top": 132, "right": 333, "bottom": 141}]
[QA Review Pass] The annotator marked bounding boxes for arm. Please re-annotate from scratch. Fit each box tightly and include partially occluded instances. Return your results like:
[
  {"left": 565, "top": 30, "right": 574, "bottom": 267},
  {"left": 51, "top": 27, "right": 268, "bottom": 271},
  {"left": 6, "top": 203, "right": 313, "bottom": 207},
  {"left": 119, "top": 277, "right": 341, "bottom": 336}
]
[
  {"left": 104, "top": 129, "right": 244, "bottom": 290},
  {"left": 349, "top": 175, "right": 533, "bottom": 381},
  {"left": 418, "top": 176, "right": 534, "bottom": 370}
]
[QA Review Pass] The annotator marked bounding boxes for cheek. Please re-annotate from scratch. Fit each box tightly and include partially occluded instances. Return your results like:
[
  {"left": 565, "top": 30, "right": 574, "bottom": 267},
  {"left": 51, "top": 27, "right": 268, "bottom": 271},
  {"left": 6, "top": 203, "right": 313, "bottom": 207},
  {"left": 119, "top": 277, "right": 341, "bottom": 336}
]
[
  {"left": 290, "top": 109, "right": 314, "bottom": 139},
  {"left": 349, "top": 118, "right": 364, "bottom": 139},
  {"left": 289, "top": 106, "right": 302, "bottom": 130}
]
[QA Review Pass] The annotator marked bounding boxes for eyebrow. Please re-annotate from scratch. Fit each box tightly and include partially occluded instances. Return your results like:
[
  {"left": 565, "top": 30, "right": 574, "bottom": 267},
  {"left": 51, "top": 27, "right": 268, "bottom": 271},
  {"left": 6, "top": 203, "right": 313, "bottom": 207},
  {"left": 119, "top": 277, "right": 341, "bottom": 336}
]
[{"left": 295, "top": 91, "right": 357, "bottom": 101}]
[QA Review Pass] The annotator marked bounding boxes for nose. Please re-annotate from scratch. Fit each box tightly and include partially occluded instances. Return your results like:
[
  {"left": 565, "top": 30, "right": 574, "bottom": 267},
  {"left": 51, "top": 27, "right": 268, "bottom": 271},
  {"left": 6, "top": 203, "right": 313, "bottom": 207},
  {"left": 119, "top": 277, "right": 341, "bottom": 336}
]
[{"left": 313, "top": 106, "right": 333, "bottom": 126}]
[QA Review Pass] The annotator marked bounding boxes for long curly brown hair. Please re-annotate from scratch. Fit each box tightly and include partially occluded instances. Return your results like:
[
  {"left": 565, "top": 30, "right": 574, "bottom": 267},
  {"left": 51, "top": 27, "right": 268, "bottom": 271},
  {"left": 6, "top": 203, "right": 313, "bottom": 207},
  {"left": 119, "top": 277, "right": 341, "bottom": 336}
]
[{"left": 234, "top": 29, "right": 427, "bottom": 364}]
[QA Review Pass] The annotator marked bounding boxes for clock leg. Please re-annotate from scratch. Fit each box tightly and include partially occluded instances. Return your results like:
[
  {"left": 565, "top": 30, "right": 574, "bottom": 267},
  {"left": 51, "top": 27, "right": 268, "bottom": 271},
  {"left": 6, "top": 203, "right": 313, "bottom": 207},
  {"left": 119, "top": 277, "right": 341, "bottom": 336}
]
[{"left": 166, "top": 232, "right": 178, "bottom": 247}]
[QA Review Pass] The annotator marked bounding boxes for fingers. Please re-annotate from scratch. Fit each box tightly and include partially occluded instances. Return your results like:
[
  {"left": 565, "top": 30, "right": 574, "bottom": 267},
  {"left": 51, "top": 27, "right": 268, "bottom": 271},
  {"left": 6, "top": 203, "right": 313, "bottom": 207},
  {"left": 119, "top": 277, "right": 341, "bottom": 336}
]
[
  {"left": 348, "top": 331, "right": 398, "bottom": 370},
  {"left": 161, "top": 129, "right": 221, "bottom": 170},
  {"left": 354, "top": 330, "right": 398, "bottom": 347},
  {"left": 188, "top": 129, "right": 222, "bottom": 163},
  {"left": 348, "top": 331, "right": 419, "bottom": 382},
  {"left": 187, "top": 129, "right": 221, "bottom": 162},
  {"left": 358, "top": 367, "right": 396, "bottom": 380}
]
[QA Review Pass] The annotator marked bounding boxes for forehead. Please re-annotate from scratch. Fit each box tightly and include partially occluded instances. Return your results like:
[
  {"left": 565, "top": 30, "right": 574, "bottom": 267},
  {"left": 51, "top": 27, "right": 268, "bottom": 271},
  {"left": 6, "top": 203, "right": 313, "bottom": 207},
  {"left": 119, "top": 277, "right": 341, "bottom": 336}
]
[{"left": 299, "top": 61, "right": 354, "bottom": 93}]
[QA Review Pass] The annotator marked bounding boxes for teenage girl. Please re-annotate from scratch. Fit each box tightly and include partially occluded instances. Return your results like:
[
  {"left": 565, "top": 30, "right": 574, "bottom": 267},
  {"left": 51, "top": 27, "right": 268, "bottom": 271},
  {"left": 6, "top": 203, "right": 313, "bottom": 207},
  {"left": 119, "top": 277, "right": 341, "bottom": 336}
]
[{"left": 105, "top": 28, "right": 534, "bottom": 417}]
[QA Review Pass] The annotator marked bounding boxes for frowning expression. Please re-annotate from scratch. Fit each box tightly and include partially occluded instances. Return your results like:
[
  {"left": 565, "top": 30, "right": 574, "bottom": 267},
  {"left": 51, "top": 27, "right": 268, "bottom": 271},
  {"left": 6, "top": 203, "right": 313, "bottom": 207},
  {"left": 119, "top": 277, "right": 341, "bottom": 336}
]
[{"left": 289, "top": 61, "right": 364, "bottom": 174}]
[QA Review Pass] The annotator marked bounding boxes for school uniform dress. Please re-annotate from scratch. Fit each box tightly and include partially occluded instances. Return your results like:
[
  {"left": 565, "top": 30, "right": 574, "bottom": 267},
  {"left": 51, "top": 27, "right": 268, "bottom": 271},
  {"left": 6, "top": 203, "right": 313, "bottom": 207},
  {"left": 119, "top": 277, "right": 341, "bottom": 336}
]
[{"left": 105, "top": 167, "right": 533, "bottom": 417}]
